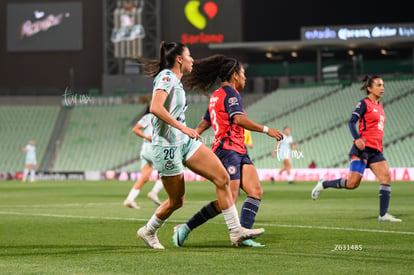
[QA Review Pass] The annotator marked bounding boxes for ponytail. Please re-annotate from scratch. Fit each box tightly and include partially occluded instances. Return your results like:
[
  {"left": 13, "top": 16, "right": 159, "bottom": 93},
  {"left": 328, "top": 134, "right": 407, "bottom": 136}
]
[
  {"left": 138, "top": 41, "right": 187, "bottom": 78},
  {"left": 360, "top": 75, "right": 381, "bottom": 95}
]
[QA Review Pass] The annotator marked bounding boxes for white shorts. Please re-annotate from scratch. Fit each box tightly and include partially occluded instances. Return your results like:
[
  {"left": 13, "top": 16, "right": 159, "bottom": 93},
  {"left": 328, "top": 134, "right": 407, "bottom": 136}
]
[{"left": 152, "top": 138, "right": 202, "bottom": 177}]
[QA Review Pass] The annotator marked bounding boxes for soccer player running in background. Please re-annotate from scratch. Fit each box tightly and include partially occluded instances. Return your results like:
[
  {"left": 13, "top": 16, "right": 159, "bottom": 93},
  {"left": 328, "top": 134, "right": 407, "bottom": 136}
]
[
  {"left": 173, "top": 54, "right": 283, "bottom": 247},
  {"left": 136, "top": 42, "right": 265, "bottom": 249},
  {"left": 244, "top": 129, "right": 253, "bottom": 153},
  {"left": 20, "top": 139, "right": 36, "bottom": 182},
  {"left": 123, "top": 105, "right": 163, "bottom": 209},
  {"left": 271, "top": 126, "right": 300, "bottom": 184},
  {"left": 311, "top": 75, "right": 402, "bottom": 222}
]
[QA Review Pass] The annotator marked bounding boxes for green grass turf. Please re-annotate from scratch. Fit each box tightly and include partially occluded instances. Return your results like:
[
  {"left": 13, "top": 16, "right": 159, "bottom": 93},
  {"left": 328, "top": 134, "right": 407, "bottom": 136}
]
[{"left": 0, "top": 180, "right": 413, "bottom": 274}]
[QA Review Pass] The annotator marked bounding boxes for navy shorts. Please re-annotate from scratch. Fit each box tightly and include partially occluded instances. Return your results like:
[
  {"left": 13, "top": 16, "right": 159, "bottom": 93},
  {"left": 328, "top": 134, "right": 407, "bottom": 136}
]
[
  {"left": 215, "top": 148, "right": 253, "bottom": 180},
  {"left": 348, "top": 144, "right": 386, "bottom": 167}
]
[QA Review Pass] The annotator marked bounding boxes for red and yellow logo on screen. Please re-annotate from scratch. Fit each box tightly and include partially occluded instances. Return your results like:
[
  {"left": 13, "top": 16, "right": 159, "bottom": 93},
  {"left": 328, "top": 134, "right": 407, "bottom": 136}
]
[{"left": 184, "top": 0, "right": 217, "bottom": 30}]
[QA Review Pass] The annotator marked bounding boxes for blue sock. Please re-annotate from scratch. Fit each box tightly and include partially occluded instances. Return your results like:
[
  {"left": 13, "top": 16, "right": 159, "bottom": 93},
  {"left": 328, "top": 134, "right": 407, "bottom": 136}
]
[
  {"left": 323, "top": 178, "right": 347, "bottom": 189},
  {"left": 186, "top": 201, "right": 220, "bottom": 231},
  {"left": 240, "top": 196, "right": 261, "bottom": 229},
  {"left": 379, "top": 184, "right": 391, "bottom": 217}
]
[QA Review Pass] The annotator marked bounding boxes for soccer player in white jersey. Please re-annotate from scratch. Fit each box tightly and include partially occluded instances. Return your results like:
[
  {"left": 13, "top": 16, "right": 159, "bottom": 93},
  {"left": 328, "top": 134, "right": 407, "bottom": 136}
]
[
  {"left": 124, "top": 106, "right": 164, "bottom": 209},
  {"left": 136, "top": 41, "right": 265, "bottom": 249},
  {"left": 272, "top": 126, "right": 300, "bottom": 184},
  {"left": 20, "top": 139, "right": 36, "bottom": 182}
]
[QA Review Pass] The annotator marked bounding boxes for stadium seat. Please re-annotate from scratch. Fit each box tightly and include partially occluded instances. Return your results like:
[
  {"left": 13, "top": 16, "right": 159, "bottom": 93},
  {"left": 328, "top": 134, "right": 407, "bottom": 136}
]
[
  {"left": 246, "top": 78, "right": 414, "bottom": 168},
  {"left": 52, "top": 104, "right": 146, "bottom": 172}
]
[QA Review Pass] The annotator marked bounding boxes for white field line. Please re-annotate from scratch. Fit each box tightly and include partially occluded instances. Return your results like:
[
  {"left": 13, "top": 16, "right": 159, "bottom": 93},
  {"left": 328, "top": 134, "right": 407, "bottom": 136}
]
[
  {"left": 0, "top": 202, "right": 121, "bottom": 208},
  {"left": 0, "top": 201, "right": 203, "bottom": 208},
  {"left": 0, "top": 210, "right": 413, "bottom": 236}
]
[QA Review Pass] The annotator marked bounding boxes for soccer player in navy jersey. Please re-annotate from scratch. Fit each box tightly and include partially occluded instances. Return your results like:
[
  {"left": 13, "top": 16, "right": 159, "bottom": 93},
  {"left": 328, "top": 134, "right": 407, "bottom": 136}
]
[
  {"left": 312, "top": 75, "right": 402, "bottom": 222},
  {"left": 173, "top": 55, "right": 284, "bottom": 247}
]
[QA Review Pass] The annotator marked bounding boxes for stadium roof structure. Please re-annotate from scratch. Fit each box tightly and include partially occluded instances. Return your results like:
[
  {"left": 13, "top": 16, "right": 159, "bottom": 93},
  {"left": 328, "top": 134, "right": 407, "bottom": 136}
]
[
  {"left": 209, "top": 23, "right": 414, "bottom": 81},
  {"left": 208, "top": 39, "right": 414, "bottom": 53}
]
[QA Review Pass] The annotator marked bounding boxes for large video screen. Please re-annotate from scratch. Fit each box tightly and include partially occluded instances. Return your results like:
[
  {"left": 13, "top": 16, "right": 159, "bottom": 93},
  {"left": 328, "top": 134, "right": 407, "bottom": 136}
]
[
  {"left": 7, "top": 2, "right": 83, "bottom": 52},
  {"left": 161, "top": 0, "right": 242, "bottom": 45}
]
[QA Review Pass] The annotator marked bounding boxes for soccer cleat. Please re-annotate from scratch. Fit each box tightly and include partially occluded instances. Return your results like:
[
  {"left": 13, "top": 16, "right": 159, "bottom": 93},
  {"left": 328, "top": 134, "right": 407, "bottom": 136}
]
[
  {"left": 172, "top": 224, "right": 190, "bottom": 247},
  {"left": 311, "top": 178, "right": 325, "bottom": 200},
  {"left": 123, "top": 199, "right": 140, "bottom": 209},
  {"left": 241, "top": 239, "right": 265, "bottom": 247},
  {"left": 230, "top": 227, "right": 265, "bottom": 247},
  {"left": 137, "top": 226, "right": 165, "bottom": 249},
  {"left": 147, "top": 191, "right": 161, "bottom": 206},
  {"left": 378, "top": 213, "right": 402, "bottom": 222}
]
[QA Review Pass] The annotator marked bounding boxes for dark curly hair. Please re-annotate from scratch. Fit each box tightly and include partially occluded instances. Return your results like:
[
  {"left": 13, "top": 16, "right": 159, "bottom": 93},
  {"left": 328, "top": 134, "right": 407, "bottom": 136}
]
[{"left": 182, "top": 54, "right": 241, "bottom": 93}]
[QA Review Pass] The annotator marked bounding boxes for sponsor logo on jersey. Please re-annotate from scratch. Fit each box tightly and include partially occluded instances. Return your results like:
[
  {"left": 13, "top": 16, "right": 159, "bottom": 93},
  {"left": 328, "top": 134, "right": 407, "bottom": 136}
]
[{"left": 228, "top": 97, "right": 238, "bottom": 106}]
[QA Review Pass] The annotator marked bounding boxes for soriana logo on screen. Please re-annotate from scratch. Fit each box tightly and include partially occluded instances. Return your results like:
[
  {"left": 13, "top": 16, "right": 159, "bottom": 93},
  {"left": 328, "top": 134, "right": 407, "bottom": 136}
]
[
  {"left": 161, "top": 0, "right": 241, "bottom": 45},
  {"left": 182, "top": 0, "right": 222, "bottom": 44},
  {"left": 184, "top": 1, "right": 217, "bottom": 30}
]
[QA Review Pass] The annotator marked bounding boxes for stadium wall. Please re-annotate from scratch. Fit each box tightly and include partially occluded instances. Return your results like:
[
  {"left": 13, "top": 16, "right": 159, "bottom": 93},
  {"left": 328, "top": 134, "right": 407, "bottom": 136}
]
[
  {"left": 3, "top": 168, "right": 413, "bottom": 182},
  {"left": 110, "top": 168, "right": 414, "bottom": 182}
]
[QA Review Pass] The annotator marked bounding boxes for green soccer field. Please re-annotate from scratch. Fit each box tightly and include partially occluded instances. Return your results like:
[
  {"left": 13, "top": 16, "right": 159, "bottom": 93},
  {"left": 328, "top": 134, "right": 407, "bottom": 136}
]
[{"left": 1, "top": 180, "right": 413, "bottom": 274}]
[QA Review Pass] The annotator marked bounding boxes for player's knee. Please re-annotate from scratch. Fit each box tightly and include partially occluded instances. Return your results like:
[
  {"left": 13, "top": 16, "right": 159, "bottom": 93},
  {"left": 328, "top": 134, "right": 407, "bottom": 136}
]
[
  {"left": 214, "top": 172, "right": 231, "bottom": 190},
  {"left": 168, "top": 197, "right": 185, "bottom": 210}
]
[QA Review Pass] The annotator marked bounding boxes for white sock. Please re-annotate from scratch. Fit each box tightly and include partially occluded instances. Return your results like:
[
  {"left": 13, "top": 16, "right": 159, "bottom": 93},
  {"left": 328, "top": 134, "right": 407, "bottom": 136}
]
[
  {"left": 126, "top": 188, "right": 140, "bottom": 201},
  {"left": 287, "top": 174, "right": 293, "bottom": 182},
  {"left": 146, "top": 214, "right": 166, "bottom": 233},
  {"left": 151, "top": 180, "right": 163, "bottom": 194},
  {"left": 222, "top": 204, "right": 241, "bottom": 231},
  {"left": 23, "top": 168, "right": 29, "bottom": 180},
  {"left": 30, "top": 169, "right": 35, "bottom": 181}
]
